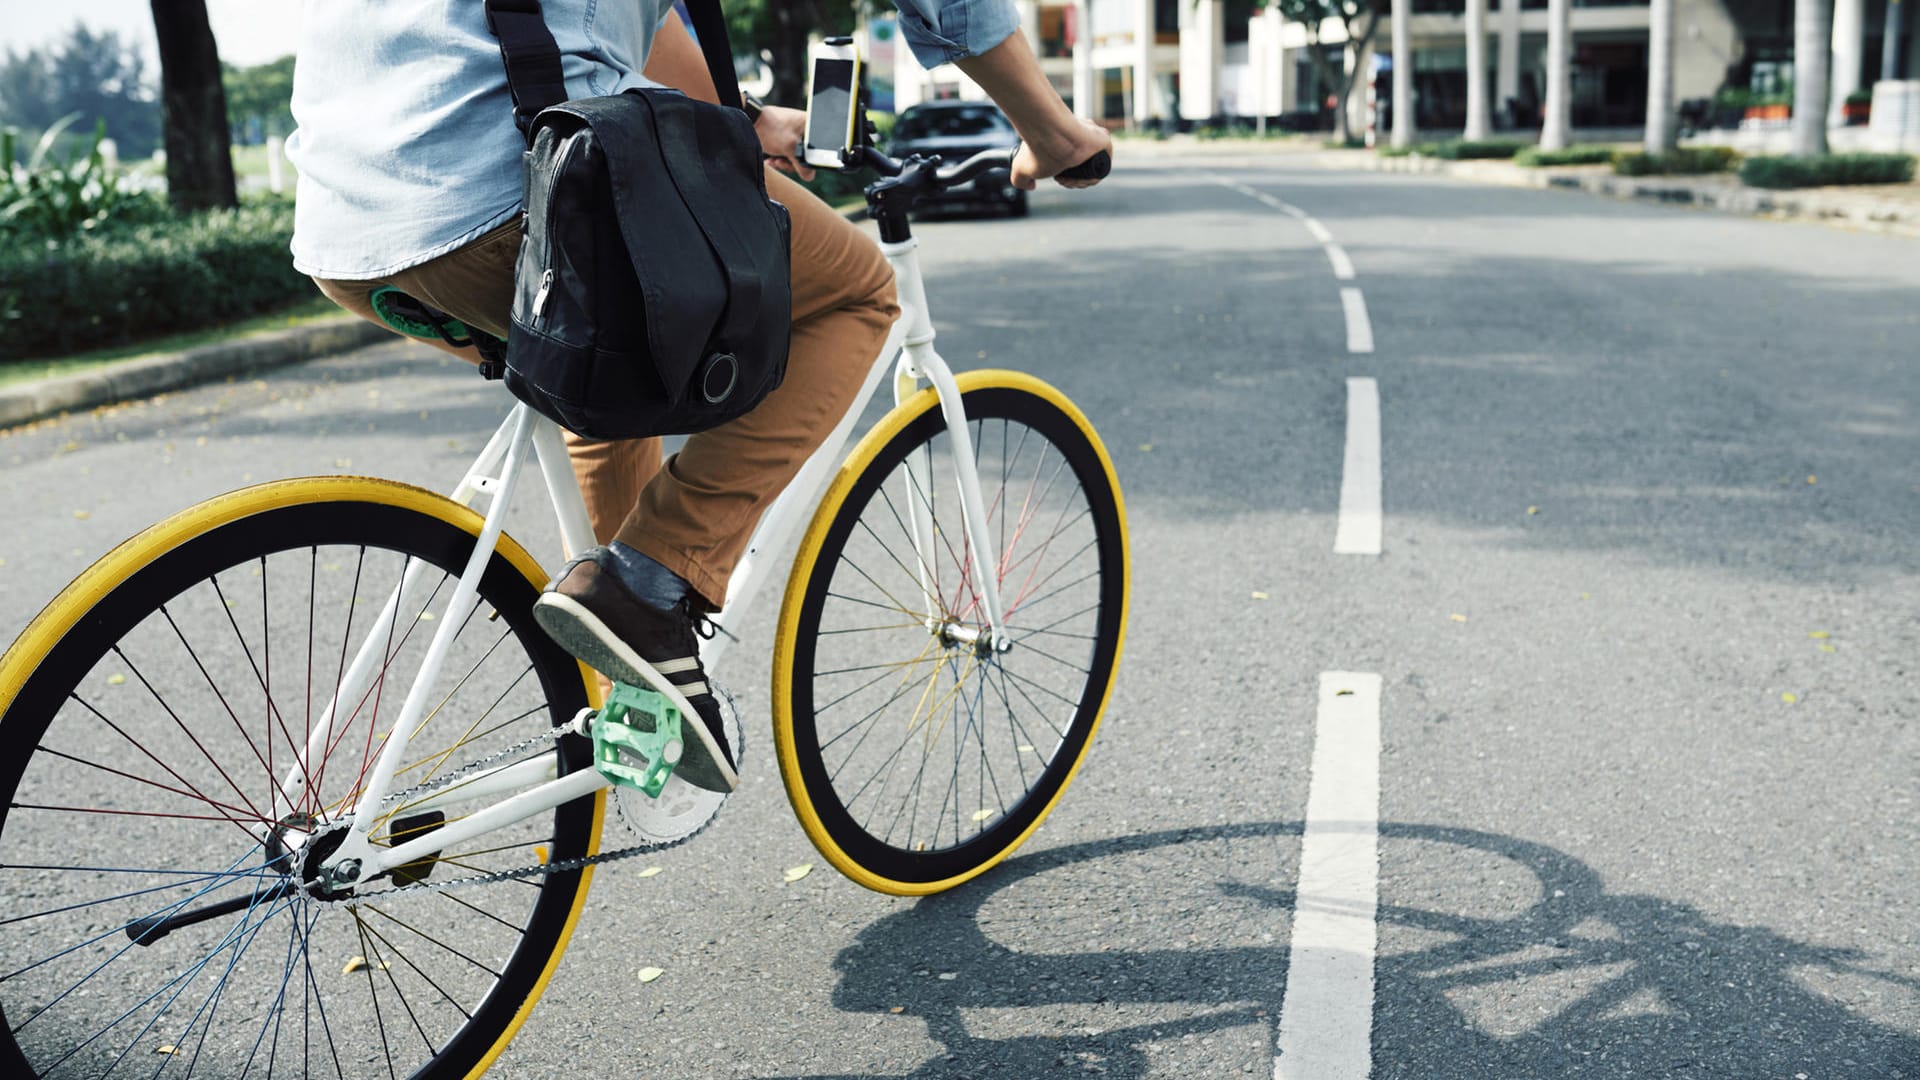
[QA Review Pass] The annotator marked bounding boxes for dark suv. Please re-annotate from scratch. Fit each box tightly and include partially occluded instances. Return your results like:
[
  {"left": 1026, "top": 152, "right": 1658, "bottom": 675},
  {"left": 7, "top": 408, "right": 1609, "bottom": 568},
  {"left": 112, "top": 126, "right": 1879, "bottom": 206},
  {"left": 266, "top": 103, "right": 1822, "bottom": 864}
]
[{"left": 887, "top": 101, "right": 1026, "bottom": 217}]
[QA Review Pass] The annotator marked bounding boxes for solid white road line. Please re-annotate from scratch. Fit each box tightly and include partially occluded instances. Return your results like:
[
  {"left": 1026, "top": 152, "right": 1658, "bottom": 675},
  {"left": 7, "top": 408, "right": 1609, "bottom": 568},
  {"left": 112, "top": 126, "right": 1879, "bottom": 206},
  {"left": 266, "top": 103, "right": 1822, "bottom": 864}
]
[
  {"left": 1274, "top": 671, "right": 1383, "bottom": 1080},
  {"left": 1325, "top": 244, "right": 1356, "bottom": 281},
  {"left": 1340, "top": 288, "right": 1374, "bottom": 355},
  {"left": 1302, "top": 217, "right": 1334, "bottom": 244},
  {"left": 1333, "top": 377, "right": 1383, "bottom": 556}
]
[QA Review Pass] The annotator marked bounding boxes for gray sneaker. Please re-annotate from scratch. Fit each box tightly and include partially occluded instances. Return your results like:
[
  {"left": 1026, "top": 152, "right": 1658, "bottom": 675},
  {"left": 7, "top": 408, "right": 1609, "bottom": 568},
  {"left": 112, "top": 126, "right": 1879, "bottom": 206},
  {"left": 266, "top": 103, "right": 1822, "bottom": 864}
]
[{"left": 532, "top": 548, "right": 738, "bottom": 793}]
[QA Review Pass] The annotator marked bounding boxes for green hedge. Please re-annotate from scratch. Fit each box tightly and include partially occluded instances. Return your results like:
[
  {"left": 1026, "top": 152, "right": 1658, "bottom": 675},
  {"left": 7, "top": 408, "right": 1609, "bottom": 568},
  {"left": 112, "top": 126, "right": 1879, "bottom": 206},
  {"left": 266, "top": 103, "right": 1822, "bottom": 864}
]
[
  {"left": 1738, "top": 152, "right": 1916, "bottom": 189},
  {"left": 1429, "top": 138, "right": 1529, "bottom": 160},
  {"left": 0, "top": 200, "right": 309, "bottom": 361},
  {"left": 1613, "top": 146, "right": 1739, "bottom": 176},
  {"left": 1514, "top": 144, "right": 1617, "bottom": 167}
]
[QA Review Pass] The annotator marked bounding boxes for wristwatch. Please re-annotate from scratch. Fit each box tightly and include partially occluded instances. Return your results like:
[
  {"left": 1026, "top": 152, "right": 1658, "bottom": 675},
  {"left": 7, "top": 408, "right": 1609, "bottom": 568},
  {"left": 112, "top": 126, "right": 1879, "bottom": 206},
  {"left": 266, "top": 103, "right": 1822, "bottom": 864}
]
[{"left": 741, "top": 92, "right": 765, "bottom": 125}]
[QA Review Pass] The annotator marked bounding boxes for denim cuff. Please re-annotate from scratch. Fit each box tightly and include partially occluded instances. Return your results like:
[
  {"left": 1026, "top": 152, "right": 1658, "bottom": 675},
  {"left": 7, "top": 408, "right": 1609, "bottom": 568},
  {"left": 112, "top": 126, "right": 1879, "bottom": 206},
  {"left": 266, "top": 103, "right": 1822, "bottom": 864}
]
[{"left": 894, "top": 0, "right": 1020, "bottom": 68}]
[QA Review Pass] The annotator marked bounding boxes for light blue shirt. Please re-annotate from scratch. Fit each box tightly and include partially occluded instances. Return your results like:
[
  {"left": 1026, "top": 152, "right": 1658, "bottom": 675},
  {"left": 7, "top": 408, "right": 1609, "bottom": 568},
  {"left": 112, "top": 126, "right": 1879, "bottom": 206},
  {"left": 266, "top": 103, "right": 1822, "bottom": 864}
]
[{"left": 288, "top": 0, "right": 1021, "bottom": 280}]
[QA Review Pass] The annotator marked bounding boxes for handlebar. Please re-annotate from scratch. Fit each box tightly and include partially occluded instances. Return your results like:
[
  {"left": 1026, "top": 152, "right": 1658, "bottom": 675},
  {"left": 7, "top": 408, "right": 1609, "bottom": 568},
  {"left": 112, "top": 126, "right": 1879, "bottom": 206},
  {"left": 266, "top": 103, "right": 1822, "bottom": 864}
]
[{"left": 853, "top": 144, "right": 1112, "bottom": 192}]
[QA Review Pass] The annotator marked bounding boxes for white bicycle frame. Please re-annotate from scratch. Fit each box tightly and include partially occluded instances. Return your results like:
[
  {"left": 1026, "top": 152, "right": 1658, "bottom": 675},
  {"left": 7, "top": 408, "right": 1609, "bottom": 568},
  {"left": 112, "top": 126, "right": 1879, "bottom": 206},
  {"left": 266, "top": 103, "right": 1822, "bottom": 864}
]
[{"left": 280, "top": 235, "right": 1011, "bottom": 886}]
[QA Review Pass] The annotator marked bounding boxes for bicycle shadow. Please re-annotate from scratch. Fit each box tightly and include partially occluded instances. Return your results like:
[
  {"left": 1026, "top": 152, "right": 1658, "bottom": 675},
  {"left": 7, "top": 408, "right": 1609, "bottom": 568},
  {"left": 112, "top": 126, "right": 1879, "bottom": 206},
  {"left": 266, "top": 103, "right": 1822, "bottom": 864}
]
[{"left": 765, "top": 822, "right": 1920, "bottom": 1079}]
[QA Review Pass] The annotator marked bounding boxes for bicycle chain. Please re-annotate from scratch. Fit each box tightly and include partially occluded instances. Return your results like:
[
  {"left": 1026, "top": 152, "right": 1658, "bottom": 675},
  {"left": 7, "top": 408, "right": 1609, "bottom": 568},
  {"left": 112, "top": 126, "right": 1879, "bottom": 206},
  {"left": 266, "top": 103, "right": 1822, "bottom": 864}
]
[{"left": 310, "top": 698, "right": 738, "bottom": 906}]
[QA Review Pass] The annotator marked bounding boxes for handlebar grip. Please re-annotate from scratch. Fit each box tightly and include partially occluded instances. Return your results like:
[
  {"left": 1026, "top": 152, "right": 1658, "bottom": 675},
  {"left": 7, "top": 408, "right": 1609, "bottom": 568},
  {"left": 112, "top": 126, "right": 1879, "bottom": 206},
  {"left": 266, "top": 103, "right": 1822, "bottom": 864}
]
[{"left": 1056, "top": 150, "right": 1111, "bottom": 182}]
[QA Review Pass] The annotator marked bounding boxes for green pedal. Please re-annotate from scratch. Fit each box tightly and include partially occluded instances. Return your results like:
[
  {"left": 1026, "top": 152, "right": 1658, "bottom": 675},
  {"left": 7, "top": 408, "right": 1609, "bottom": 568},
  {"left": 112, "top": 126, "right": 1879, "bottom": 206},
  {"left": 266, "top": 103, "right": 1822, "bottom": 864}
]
[{"left": 591, "top": 682, "right": 684, "bottom": 798}]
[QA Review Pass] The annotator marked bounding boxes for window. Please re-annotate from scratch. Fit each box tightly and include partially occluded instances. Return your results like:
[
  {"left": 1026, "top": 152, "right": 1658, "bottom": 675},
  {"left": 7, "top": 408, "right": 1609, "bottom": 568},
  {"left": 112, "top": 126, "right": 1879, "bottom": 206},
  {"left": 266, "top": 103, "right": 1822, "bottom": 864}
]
[{"left": 893, "top": 105, "right": 1013, "bottom": 139}]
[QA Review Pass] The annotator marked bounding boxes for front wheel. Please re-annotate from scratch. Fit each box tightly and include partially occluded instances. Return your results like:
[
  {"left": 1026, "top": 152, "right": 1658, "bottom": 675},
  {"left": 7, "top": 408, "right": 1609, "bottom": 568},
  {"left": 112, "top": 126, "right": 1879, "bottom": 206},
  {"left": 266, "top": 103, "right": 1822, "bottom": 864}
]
[
  {"left": 0, "top": 477, "right": 602, "bottom": 1080},
  {"left": 773, "top": 371, "right": 1128, "bottom": 896}
]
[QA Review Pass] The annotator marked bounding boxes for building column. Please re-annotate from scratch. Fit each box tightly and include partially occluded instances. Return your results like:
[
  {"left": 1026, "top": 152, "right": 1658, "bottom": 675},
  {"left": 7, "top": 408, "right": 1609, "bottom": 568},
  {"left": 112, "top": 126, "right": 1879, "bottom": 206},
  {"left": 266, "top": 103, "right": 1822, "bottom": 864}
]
[
  {"left": 1829, "top": 0, "right": 1864, "bottom": 127},
  {"left": 1465, "top": 0, "right": 1491, "bottom": 139},
  {"left": 1887, "top": 0, "right": 1909, "bottom": 81},
  {"left": 1072, "top": 0, "right": 1095, "bottom": 119},
  {"left": 1134, "top": 0, "right": 1156, "bottom": 125},
  {"left": 1541, "top": 0, "right": 1571, "bottom": 148},
  {"left": 1390, "top": 9, "right": 1414, "bottom": 145},
  {"left": 1645, "top": 0, "right": 1676, "bottom": 150},
  {"left": 1497, "top": 0, "right": 1521, "bottom": 120},
  {"left": 1179, "top": 0, "right": 1224, "bottom": 120}
]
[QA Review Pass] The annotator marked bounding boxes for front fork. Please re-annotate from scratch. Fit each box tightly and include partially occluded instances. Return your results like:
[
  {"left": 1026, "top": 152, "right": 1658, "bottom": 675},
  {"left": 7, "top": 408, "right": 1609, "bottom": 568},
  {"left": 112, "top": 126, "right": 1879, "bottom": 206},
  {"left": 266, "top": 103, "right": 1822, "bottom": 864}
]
[{"left": 884, "top": 238, "right": 1010, "bottom": 650}]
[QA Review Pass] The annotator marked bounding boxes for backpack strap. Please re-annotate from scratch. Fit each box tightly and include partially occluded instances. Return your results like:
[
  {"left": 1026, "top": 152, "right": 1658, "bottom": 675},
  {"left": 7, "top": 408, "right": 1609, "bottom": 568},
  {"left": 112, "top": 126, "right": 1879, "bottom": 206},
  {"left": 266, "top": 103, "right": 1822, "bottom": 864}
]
[{"left": 485, "top": 0, "right": 748, "bottom": 143}]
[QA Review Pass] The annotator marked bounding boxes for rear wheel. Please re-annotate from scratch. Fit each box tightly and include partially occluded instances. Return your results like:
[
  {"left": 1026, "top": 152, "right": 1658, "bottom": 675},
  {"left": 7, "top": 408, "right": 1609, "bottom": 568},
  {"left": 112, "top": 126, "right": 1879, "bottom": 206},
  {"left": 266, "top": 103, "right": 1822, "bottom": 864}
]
[
  {"left": 773, "top": 371, "right": 1128, "bottom": 896},
  {"left": 0, "top": 478, "right": 601, "bottom": 1079}
]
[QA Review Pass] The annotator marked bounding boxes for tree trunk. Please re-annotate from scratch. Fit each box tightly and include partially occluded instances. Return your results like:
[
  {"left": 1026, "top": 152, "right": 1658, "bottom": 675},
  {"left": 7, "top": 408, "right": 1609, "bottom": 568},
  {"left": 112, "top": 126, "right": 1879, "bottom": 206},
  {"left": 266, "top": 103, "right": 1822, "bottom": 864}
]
[
  {"left": 1334, "top": 15, "right": 1378, "bottom": 145},
  {"left": 1464, "top": 0, "right": 1490, "bottom": 140},
  {"left": 1792, "top": 0, "right": 1832, "bottom": 156},
  {"left": 150, "top": 0, "right": 236, "bottom": 212},
  {"left": 1540, "top": 0, "right": 1572, "bottom": 149},
  {"left": 1645, "top": 0, "right": 1677, "bottom": 151},
  {"left": 1828, "top": 0, "right": 1863, "bottom": 128}
]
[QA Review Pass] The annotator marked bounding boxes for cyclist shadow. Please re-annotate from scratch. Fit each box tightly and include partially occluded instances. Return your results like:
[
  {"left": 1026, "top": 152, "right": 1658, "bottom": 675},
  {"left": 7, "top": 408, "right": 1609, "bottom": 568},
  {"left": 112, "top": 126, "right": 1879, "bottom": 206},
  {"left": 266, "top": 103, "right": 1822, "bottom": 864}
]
[{"left": 769, "top": 822, "right": 1920, "bottom": 1079}]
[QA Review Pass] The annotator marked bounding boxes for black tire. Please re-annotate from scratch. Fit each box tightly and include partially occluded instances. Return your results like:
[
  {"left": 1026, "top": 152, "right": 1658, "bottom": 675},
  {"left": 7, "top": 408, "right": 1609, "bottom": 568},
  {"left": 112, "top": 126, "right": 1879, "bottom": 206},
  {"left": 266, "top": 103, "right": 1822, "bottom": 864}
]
[
  {"left": 773, "top": 372, "right": 1127, "bottom": 895},
  {"left": 1007, "top": 190, "right": 1029, "bottom": 218},
  {"left": 0, "top": 479, "right": 600, "bottom": 1080}
]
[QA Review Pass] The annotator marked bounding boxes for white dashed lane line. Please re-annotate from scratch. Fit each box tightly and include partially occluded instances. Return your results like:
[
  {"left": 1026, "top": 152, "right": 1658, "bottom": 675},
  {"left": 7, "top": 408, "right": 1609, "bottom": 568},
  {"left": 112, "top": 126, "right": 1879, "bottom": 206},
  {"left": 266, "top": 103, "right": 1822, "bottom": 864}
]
[
  {"left": 1324, "top": 244, "right": 1356, "bottom": 281},
  {"left": 1339, "top": 288, "right": 1374, "bottom": 355},
  {"left": 1334, "top": 377, "right": 1383, "bottom": 556},
  {"left": 1275, "top": 672, "right": 1383, "bottom": 1080}
]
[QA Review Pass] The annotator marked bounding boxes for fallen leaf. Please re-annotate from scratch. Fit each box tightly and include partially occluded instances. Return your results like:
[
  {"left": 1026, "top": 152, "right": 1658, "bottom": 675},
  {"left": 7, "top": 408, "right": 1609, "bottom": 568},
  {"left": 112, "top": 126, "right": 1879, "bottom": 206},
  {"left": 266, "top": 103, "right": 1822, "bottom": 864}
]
[
  {"left": 937, "top": 972, "right": 958, "bottom": 981},
  {"left": 343, "top": 956, "right": 370, "bottom": 973},
  {"left": 783, "top": 864, "right": 812, "bottom": 883},
  {"left": 970, "top": 809, "right": 994, "bottom": 822},
  {"left": 1807, "top": 631, "right": 1829, "bottom": 639},
  {"left": 1335, "top": 689, "right": 1354, "bottom": 697},
  {"left": 107, "top": 673, "right": 126, "bottom": 686},
  {"left": 155, "top": 1045, "right": 177, "bottom": 1055},
  {"left": 889, "top": 1006, "right": 905, "bottom": 1015},
  {"left": 418, "top": 611, "right": 435, "bottom": 621},
  {"left": 1780, "top": 692, "right": 1798, "bottom": 704},
  {"left": 1017, "top": 745, "right": 1035, "bottom": 753},
  {"left": 1449, "top": 613, "right": 1468, "bottom": 623},
  {"left": 637, "top": 966, "right": 664, "bottom": 983},
  {"left": 1818, "top": 644, "right": 1836, "bottom": 653},
  {"left": 1526, "top": 506, "right": 1539, "bottom": 515},
  {"left": 1138, "top": 443, "right": 1155, "bottom": 452},
  {"left": 534, "top": 845, "right": 548, "bottom": 865},
  {"left": 635, "top": 865, "right": 663, "bottom": 879},
  {"left": 1250, "top": 590, "right": 1269, "bottom": 600},
  {"left": 72, "top": 510, "right": 90, "bottom": 520}
]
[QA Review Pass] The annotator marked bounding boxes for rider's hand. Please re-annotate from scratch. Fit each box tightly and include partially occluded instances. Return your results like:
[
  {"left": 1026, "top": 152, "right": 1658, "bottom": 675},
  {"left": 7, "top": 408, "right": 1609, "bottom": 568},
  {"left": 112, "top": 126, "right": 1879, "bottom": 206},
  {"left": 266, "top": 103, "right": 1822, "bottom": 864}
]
[
  {"left": 1009, "top": 117, "right": 1112, "bottom": 191},
  {"left": 755, "top": 105, "right": 816, "bottom": 182}
]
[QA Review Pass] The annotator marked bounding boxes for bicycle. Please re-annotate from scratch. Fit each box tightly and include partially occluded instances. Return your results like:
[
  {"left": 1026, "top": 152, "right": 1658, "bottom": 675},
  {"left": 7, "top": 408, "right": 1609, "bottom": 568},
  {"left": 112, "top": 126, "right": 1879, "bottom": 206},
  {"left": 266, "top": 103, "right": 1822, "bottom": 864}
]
[{"left": 0, "top": 132, "right": 1127, "bottom": 1078}]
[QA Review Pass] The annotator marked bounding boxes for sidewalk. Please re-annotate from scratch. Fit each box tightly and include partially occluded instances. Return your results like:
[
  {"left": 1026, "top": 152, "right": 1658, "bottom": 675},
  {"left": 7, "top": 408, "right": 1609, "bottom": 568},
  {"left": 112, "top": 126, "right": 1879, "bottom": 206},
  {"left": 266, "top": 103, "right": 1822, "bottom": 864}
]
[{"left": 1323, "top": 147, "right": 1920, "bottom": 238}]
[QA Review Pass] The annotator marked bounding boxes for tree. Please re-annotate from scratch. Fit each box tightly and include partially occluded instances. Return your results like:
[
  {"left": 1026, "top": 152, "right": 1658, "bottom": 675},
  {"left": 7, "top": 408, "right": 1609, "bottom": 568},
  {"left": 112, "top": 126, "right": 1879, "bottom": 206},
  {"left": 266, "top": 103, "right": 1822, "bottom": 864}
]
[
  {"left": 726, "top": 0, "right": 859, "bottom": 109},
  {"left": 1790, "top": 0, "right": 1831, "bottom": 157},
  {"left": 1272, "top": 0, "right": 1381, "bottom": 145},
  {"left": 151, "top": 0, "right": 236, "bottom": 211},
  {"left": 0, "top": 24, "right": 160, "bottom": 158},
  {"left": 223, "top": 55, "right": 295, "bottom": 143}
]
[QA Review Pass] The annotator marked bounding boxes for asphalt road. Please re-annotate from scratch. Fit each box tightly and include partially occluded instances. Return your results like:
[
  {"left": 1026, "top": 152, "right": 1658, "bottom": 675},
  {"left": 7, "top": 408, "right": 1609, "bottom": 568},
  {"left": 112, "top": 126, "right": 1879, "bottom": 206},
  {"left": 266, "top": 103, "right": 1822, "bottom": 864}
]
[{"left": 2, "top": 151, "right": 1917, "bottom": 1078}]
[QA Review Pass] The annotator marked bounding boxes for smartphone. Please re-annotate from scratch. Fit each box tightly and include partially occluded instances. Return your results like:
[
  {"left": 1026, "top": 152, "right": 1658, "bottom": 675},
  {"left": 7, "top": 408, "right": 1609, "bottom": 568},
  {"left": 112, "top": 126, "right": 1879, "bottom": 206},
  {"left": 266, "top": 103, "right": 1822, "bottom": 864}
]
[{"left": 803, "top": 39, "right": 862, "bottom": 169}]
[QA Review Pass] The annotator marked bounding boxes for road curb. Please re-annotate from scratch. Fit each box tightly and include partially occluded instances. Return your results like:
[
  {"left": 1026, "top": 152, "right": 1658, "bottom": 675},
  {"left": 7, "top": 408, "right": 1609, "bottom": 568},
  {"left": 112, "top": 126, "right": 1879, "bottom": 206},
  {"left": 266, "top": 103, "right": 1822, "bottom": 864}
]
[
  {"left": 0, "top": 317, "right": 390, "bottom": 430},
  {"left": 1335, "top": 151, "right": 1920, "bottom": 238}
]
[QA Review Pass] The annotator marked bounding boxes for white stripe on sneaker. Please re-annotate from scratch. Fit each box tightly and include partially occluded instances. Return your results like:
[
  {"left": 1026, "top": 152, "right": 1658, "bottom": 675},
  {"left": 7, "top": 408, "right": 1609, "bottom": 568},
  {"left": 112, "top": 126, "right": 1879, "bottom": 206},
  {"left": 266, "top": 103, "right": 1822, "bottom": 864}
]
[{"left": 654, "top": 657, "right": 701, "bottom": 674}]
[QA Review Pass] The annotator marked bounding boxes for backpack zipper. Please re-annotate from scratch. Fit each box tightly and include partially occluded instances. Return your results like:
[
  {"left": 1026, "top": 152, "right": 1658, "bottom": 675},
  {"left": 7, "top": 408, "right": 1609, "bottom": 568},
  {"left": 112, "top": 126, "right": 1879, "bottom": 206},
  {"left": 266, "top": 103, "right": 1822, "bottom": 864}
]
[
  {"left": 532, "top": 268, "right": 555, "bottom": 318},
  {"left": 532, "top": 130, "right": 583, "bottom": 324}
]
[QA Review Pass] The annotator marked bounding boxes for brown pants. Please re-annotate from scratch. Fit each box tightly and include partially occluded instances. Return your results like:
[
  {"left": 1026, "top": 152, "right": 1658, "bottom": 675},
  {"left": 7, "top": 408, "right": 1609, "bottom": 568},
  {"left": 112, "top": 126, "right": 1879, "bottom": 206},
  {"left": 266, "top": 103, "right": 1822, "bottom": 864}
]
[{"left": 315, "top": 168, "right": 898, "bottom": 606}]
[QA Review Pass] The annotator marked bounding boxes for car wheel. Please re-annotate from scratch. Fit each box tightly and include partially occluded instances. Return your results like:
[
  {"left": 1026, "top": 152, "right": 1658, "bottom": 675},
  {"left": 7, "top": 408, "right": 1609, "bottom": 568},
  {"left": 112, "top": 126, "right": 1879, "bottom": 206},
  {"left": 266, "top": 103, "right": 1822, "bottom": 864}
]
[{"left": 1007, "top": 190, "right": 1029, "bottom": 218}]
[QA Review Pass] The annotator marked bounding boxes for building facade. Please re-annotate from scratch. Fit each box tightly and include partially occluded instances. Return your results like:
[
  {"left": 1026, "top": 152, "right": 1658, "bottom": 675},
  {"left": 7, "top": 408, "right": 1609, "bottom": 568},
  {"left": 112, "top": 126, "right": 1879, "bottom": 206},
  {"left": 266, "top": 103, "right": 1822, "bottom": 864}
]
[{"left": 887, "top": 0, "right": 1920, "bottom": 135}]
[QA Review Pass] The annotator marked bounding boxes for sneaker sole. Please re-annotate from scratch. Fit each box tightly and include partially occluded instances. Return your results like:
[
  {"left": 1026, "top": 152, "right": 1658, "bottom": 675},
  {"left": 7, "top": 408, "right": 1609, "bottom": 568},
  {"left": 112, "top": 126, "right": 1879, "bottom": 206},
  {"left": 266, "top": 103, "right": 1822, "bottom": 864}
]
[{"left": 532, "top": 592, "right": 739, "bottom": 793}]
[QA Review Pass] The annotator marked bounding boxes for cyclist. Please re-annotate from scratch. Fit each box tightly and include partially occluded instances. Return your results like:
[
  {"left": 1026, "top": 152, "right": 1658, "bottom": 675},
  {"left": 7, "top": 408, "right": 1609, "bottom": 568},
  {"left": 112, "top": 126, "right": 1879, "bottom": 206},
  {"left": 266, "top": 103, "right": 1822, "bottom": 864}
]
[{"left": 287, "top": 0, "right": 1111, "bottom": 794}]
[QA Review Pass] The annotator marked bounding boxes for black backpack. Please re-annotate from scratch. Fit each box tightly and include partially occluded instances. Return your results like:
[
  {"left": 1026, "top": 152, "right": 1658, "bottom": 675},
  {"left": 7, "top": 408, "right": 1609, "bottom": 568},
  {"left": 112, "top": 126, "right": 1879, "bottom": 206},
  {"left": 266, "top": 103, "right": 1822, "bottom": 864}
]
[{"left": 484, "top": 0, "right": 791, "bottom": 441}]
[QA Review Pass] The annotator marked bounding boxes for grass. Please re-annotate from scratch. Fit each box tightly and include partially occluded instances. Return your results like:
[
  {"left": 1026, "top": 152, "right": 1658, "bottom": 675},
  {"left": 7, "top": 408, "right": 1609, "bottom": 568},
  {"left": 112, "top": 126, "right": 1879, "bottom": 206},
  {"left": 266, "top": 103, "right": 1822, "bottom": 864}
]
[{"left": 0, "top": 294, "right": 344, "bottom": 389}]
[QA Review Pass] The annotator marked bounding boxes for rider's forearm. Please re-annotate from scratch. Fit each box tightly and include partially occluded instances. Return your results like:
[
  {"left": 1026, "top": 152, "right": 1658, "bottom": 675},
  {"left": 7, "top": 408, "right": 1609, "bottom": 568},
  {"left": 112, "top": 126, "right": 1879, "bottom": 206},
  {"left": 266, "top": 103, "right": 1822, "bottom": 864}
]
[
  {"left": 952, "top": 31, "right": 1080, "bottom": 162},
  {"left": 643, "top": 10, "right": 720, "bottom": 105}
]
